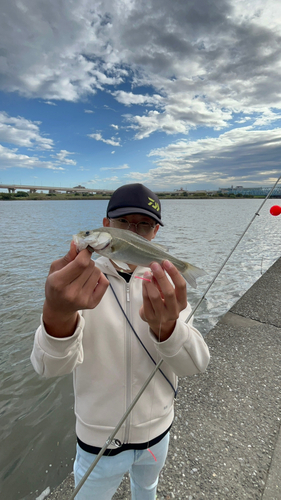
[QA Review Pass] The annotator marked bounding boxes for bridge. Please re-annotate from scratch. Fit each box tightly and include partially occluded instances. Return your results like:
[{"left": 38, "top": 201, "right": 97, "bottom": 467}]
[{"left": 0, "top": 184, "right": 113, "bottom": 194}]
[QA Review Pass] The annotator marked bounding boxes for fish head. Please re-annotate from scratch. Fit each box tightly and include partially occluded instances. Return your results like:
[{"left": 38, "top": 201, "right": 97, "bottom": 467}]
[{"left": 73, "top": 229, "right": 112, "bottom": 252}]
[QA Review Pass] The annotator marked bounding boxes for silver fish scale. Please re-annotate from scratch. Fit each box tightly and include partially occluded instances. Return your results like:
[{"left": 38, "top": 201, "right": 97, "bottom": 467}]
[{"left": 73, "top": 227, "right": 206, "bottom": 288}]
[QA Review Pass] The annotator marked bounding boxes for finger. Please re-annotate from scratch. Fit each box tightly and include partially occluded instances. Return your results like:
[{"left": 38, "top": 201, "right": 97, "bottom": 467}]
[
  {"left": 82, "top": 272, "right": 109, "bottom": 309},
  {"left": 141, "top": 277, "right": 158, "bottom": 319},
  {"left": 71, "top": 254, "right": 100, "bottom": 288},
  {"left": 150, "top": 262, "right": 178, "bottom": 313},
  {"left": 141, "top": 272, "right": 167, "bottom": 325},
  {"left": 48, "top": 264, "right": 108, "bottom": 313},
  {"left": 162, "top": 261, "right": 187, "bottom": 310},
  {"left": 54, "top": 249, "right": 94, "bottom": 287},
  {"left": 85, "top": 274, "right": 109, "bottom": 309},
  {"left": 49, "top": 241, "right": 78, "bottom": 274}
]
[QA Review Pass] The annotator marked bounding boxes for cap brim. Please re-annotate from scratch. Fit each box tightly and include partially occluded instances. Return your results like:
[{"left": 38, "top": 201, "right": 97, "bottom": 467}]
[{"left": 107, "top": 207, "right": 164, "bottom": 226}]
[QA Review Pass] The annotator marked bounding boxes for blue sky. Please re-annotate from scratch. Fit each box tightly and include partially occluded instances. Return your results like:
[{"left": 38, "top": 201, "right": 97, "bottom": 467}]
[{"left": 0, "top": 0, "right": 281, "bottom": 192}]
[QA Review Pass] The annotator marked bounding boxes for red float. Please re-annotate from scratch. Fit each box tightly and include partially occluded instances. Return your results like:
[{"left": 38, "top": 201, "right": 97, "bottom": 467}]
[{"left": 270, "top": 205, "right": 281, "bottom": 216}]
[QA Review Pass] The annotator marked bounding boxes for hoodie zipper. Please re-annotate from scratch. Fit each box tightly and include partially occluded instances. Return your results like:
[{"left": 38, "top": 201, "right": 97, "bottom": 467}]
[
  {"left": 124, "top": 282, "right": 131, "bottom": 444},
  {"left": 103, "top": 266, "right": 133, "bottom": 444}
]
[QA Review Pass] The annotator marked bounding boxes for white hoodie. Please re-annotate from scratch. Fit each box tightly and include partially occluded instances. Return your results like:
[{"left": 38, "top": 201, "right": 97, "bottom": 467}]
[{"left": 31, "top": 257, "right": 210, "bottom": 449}]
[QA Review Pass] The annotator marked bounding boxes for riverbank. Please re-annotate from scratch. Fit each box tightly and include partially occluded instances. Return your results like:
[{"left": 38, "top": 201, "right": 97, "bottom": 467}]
[
  {"left": 43, "top": 256, "right": 281, "bottom": 500},
  {"left": 0, "top": 192, "right": 271, "bottom": 201}
]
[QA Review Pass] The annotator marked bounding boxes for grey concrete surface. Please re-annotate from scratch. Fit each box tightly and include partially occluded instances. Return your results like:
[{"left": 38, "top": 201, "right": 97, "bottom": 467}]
[{"left": 44, "top": 258, "right": 281, "bottom": 500}]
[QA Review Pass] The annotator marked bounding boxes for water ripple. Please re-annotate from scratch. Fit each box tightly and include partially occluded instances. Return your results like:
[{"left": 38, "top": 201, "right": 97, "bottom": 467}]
[{"left": 1, "top": 198, "right": 281, "bottom": 498}]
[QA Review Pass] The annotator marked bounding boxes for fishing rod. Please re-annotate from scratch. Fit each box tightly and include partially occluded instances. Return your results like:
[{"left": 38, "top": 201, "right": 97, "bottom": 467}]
[
  {"left": 70, "top": 359, "right": 163, "bottom": 500},
  {"left": 185, "top": 173, "right": 281, "bottom": 324},
  {"left": 70, "top": 174, "right": 281, "bottom": 499}
]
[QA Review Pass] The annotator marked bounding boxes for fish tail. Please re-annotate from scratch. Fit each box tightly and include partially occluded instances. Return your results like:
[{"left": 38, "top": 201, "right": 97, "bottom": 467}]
[{"left": 182, "top": 263, "right": 206, "bottom": 289}]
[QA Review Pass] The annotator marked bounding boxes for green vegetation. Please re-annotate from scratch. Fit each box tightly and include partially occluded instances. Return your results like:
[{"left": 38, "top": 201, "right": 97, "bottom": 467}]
[
  {"left": 0, "top": 190, "right": 276, "bottom": 201},
  {"left": 1, "top": 193, "right": 14, "bottom": 200},
  {"left": 192, "top": 192, "right": 207, "bottom": 197},
  {"left": 15, "top": 190, "right": 29, "bottom": 197}
]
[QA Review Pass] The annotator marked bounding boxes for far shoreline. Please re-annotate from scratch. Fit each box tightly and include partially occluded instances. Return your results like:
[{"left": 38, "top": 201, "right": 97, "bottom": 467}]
[{"left": 1, "top": 193, "right": 278, "bottom": 201}]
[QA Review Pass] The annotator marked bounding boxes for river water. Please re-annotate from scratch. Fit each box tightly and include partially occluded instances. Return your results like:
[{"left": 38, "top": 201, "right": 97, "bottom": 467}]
[{"left": 1, "top": 198, "right": 281, "bottom": 499}]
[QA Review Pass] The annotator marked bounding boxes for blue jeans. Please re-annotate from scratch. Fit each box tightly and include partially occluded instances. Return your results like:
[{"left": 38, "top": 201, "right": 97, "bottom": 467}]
[{"left": 73, "top": 433, "right": 170, "bottom": 500}]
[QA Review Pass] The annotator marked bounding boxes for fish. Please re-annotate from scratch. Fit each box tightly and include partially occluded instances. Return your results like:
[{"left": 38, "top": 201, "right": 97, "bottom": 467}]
[{"left": 73, "top": 227, "right": 206, "bottom": 288}]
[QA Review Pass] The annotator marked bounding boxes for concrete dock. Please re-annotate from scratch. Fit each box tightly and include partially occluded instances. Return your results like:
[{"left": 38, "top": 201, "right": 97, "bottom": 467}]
[{"left": 45, "top": 257, "right": 281, "bottom": 500}]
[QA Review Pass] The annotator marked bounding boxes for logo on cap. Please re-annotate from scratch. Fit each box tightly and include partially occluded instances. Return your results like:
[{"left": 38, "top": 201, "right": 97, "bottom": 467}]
[{"left": 148, "top": 197, "right": 160, "bottom": 212}]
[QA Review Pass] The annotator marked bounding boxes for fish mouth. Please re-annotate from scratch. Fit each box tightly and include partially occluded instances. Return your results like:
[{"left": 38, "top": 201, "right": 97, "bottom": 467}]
[{"left": 92, "top": 241, "right": 111, "bottom": 251}]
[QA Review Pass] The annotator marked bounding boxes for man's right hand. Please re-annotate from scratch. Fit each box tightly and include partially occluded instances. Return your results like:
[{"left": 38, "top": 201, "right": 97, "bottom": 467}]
[{"left": 43, "top": 241, "right": 109, "bottom": 337}]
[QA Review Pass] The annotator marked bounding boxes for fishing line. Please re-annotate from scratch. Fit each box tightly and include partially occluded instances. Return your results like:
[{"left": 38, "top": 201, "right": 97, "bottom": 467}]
[
  {"left": 184, "top": 173, "right": 281, "bottom": 325},
  {"left": 147, "top": 305, "right": 162, "bottom": 463},
  {"left": 70, "top": 174, "right": 281, "bottom": 499},
  {"left": 69, "top": 359, "right": 164, "bottom": 500}
]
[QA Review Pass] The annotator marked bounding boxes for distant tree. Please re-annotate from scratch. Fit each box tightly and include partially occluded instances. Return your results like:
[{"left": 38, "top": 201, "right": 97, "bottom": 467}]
[
  {"left": 15, "top": 191, "right": 29, "bottom": 197},
  {"left": 1, "top": 193, "right": 14, "bottom": 200}
]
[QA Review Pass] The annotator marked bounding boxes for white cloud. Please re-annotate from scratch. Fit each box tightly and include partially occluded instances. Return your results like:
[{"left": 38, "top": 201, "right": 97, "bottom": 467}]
[
  {"left": 252, "top": 110, "right": 281, "bottom": 127},
  {"left": 0, "top": 0, "right": 126, "bottom": 101},
  {"left": 0, "top": 144, "right": 65, "bottom": 170},
  {"left": 100, "top": 164, "right": 130, "bottom": 171},
  {"left": 1, "top": 0, "right": 281, "bottom": 181},
  {"left": 88, "top": 132, "right": 121, "bottom": 146},
  {"left": 235, "top": 116, "right": 252, "bottom": 124},
  {"left": 0, "top": 112, "right": 53, "bottom": 150},
  {"left": 1, "top": 0, "right": 281, "bottom": 118},
  {"left": 127, "top": 100, "right": 233, "bottom": 139},
  {"left": 112, "top": 91, "right": 163, "bottom": 107},
  {"left": 88, "top": 175, "right": 120, "bottom": 184},
  {"left": 51, "top": 149, "right": 77, "bottom": 165},
  {"left": 144, "top": 126, "right": 281, "bottom": 188},
  {"left": 84, "top": 109, "right": 94, "bottom": 113}
]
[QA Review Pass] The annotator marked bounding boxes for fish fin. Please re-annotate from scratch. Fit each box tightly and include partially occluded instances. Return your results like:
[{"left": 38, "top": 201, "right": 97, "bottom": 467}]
[
  {"left": 111, "top": 259, "right": 131, "bottom": 271},
  {"left": 182, "top": 263, "right": 206, "bottom": 289}
]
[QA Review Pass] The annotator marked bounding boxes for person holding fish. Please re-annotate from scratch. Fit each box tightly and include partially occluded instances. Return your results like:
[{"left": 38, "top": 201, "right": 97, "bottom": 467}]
[{"left": 31, "top": 183, "right": 210, "bottom": 500}]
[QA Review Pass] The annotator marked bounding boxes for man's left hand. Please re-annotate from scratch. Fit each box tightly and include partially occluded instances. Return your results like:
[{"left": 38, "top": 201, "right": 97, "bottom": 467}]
[{"left": 139, "top": 260, "right": 187, "bottom": 341}]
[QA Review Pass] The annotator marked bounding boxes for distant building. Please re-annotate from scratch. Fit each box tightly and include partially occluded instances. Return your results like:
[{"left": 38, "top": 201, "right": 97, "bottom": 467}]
[{"left": 218, "top": 185, "right": 281, "bottom": 196}]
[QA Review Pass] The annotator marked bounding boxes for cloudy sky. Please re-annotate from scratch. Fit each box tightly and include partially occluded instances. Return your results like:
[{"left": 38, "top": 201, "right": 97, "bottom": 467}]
[{"left": 0, "top": 0, "right": 281, "bottom": 191}]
